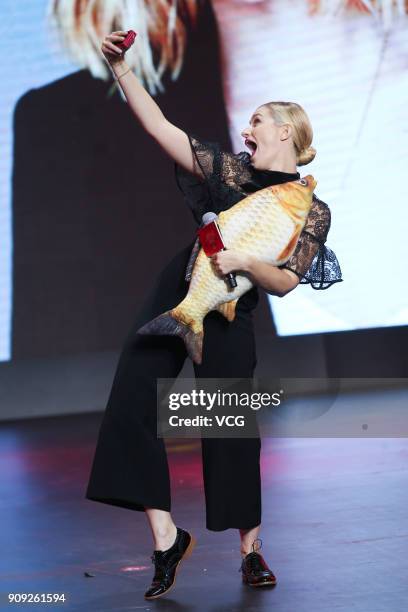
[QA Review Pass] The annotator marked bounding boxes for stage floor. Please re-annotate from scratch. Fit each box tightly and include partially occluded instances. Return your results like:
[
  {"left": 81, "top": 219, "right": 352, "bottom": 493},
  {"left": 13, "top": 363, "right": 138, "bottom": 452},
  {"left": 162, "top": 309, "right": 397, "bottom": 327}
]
[{"left": 0, "top": 410, "right": 407, "bottom": 611}]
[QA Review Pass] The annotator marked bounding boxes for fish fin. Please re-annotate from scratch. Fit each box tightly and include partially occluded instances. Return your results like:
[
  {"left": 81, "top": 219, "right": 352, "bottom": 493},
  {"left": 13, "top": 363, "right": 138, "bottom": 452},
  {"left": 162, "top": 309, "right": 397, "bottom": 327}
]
[
  {"left": 137, "top": 310, "right": 204, "bottom": 364},
  {"left": 216, "top": 299, "right": 238, "bottom": 322},
  {"left": 277, "top": 227, "right": 302, "bottom": 261}
]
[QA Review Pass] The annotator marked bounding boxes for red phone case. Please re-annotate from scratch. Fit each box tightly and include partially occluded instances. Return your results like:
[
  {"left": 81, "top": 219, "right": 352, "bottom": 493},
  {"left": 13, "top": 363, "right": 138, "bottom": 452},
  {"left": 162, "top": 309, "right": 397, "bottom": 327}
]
[
  {"left": 197, "top": 222, "right": 225, "bottom": 257},
  {"left": 118, "top": 30, "right": 137, "bottom": 51}
]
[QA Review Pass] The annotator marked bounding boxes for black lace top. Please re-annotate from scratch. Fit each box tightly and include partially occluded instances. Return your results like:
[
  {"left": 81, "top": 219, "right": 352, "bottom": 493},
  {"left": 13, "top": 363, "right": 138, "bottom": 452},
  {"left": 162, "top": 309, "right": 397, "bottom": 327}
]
[{"left": 175, "top": 134, "right": 343, "bottom": 290}]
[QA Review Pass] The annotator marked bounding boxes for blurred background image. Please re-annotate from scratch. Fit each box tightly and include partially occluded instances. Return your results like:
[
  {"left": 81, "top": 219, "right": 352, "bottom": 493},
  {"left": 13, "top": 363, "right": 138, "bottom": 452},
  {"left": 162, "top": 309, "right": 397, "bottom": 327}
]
[{"left": 4, "top": 0, "right": 231, "bottom": 362}]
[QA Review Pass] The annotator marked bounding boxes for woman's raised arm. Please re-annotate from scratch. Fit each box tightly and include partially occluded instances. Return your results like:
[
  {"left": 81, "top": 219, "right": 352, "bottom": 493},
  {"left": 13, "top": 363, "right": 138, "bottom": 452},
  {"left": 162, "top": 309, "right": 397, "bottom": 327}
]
[{"left": 101, "top": 31, "right": 202, "bottom": 178}]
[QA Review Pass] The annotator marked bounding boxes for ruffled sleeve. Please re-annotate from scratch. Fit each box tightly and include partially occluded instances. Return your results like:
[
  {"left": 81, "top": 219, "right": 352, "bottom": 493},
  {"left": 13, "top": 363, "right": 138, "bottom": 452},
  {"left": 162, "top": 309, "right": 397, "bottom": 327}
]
[
  {"left": 174, "top": 133, "right": 251, "bottom": 225},
  {"left": 278, "top": 195, "right": 343, "bottom": 290}
]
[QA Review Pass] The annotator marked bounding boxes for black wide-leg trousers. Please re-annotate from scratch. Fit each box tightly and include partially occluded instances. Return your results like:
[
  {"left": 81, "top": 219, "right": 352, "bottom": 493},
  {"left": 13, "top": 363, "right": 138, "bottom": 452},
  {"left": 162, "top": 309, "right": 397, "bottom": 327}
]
[{"left": 85, "top": 268, "right": 262, "bottom": 531}]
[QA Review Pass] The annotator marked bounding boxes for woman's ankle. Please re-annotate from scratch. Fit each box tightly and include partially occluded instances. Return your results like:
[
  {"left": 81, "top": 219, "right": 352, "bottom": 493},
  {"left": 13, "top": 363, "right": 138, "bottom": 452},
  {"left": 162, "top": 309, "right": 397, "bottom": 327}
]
[
  {"left": 153, "top": 522, "right": 178, "bottom": 551},
  {"left": 144, "top": 508, "right": 178, "bottom": 551},
  {"left": 239, "top": 529, "right": 262, "bottom": 558}
]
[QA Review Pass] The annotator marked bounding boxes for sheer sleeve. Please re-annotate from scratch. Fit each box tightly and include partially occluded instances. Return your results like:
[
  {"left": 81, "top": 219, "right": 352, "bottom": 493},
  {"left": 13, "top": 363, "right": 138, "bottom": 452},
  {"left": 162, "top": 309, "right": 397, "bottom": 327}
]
[
  {"left": 174, "top": 133, "right": 251, "bottom": 224},
  {"left": 278, "top": 196, "right": 343, "bottom": 290}
]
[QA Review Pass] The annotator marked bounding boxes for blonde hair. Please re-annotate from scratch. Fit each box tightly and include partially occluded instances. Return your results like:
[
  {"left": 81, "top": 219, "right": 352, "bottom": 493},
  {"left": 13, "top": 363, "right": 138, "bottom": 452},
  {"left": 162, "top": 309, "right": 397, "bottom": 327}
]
[
  {"left": 308, "top": 0, "right": 407, "bottom": 31},
  {"left": 47, "top": 0, "right": 198, "bottom": 95},
  {"left": 261, "top": 101, "right": 316, "bottom": 167}
]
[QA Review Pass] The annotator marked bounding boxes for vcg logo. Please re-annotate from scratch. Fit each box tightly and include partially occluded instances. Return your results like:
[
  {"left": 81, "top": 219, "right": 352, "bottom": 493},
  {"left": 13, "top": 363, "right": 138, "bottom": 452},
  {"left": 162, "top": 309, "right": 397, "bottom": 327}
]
[{"left": 215, "top": 415, "right": 245, "bottom": 427}]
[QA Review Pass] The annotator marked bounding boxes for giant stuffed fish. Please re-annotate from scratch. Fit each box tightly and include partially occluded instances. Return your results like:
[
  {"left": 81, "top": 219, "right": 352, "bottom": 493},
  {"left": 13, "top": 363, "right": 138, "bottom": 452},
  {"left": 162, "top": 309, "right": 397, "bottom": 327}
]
[{"left": 137, "top": 176, "right": 317, "bottom": 363}]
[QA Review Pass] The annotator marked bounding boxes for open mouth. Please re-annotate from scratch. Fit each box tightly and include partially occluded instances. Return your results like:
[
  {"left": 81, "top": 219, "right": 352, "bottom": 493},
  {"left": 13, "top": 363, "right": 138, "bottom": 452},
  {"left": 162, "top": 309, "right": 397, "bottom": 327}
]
[{"left": 245, "top": 139, "right": 257, "bottom": 157}]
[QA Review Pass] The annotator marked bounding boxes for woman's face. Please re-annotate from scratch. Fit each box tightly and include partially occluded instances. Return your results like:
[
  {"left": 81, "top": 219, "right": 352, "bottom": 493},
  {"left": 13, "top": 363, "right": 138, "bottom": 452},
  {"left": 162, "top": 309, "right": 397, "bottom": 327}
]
[{"left": 241, "top": 106, "right": 290, "bottom": 170}]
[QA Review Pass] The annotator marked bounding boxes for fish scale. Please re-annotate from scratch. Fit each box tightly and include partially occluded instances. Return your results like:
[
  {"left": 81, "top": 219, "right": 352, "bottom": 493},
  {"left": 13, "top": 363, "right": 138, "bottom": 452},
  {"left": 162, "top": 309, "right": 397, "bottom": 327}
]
[{"left": 137, "top": 175, "right": 317, "bottom": 363}]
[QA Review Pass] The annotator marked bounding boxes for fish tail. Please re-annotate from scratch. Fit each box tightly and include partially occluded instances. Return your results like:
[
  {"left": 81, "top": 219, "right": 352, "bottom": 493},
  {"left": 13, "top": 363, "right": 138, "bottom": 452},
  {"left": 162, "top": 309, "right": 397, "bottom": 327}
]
[{"left": 137, "top": 308, "right": 204, "bottom": 364}]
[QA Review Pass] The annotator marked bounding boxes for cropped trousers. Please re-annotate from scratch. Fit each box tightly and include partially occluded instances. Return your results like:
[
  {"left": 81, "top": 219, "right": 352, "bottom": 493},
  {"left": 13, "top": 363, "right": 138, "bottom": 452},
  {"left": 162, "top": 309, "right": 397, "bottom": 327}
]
[{"left": 85, "top": 263, "right": 262, "bottom": 531}]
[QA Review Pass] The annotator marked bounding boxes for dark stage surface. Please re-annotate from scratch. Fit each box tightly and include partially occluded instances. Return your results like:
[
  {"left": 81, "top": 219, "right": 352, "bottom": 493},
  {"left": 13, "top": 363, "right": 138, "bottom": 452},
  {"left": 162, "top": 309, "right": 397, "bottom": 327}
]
[{"left": 1, "top": 410, "right": 407, "bottom": 611}]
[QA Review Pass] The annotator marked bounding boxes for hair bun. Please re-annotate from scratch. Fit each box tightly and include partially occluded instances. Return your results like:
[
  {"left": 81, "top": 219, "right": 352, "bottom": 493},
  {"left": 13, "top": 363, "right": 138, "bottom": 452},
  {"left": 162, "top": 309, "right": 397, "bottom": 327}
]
[{"left": 297, "top": 145, "right": 316, "bottom": 166}]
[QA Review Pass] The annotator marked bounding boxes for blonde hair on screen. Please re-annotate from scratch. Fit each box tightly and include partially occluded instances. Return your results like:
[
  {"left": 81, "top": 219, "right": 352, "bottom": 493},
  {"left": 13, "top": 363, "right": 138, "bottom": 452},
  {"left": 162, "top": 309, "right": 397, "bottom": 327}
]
[{"left": 47, "top": 0, "right": 198, "bottom": 94}]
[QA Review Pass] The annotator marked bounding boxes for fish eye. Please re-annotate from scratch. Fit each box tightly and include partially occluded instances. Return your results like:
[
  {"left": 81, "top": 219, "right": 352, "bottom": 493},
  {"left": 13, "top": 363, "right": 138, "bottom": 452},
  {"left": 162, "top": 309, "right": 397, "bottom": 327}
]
[{"left": 298, "top": 178, "right": 307, "bottom": 185}]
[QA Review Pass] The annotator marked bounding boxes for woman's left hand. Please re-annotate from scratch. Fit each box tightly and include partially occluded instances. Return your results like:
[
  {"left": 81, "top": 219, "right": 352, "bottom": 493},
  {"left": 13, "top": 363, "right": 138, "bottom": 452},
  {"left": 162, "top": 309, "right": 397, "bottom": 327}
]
[{"left": 210, "top": 250, "right": 251, "bottom": 276}]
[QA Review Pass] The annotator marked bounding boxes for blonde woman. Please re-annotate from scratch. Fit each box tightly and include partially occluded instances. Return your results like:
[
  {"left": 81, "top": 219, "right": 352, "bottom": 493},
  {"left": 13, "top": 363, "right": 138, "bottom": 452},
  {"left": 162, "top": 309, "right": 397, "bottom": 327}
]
[
  {"left": 85, "top": 28, "right": 342, "bottom": 600},
  {"left": 12, "top": 0, "right": 229, "bottom": 358}
]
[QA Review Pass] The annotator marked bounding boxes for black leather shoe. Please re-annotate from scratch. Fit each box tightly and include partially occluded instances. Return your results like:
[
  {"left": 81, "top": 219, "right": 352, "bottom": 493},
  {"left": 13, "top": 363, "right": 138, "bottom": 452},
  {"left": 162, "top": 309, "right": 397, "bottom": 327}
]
[
  {"left": 144, "top": 527, "right": 196, "bottom": 600},
  {"left": 239, "top": 538, "right": 277, "bottom": 587}
]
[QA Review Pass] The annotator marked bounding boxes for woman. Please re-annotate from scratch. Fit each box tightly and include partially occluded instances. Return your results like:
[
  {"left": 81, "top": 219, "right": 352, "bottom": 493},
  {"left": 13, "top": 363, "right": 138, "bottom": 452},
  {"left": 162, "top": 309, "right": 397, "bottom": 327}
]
[{"left": 85, "top": 30, "right": 342, "bottom": 600}]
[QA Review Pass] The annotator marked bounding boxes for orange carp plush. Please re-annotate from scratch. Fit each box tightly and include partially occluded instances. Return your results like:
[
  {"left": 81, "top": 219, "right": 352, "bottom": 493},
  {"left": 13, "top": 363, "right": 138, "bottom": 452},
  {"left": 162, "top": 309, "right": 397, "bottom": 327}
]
[{"left": 137, "top": 176, "right": 317, "bottom": 364}]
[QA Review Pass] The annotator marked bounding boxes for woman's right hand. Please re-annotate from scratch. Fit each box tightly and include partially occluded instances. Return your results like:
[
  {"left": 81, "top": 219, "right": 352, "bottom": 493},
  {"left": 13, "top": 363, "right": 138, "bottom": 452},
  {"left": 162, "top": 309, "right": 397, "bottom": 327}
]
[{"left": 101, "top": 31, "right": 129, "bottom": 65}]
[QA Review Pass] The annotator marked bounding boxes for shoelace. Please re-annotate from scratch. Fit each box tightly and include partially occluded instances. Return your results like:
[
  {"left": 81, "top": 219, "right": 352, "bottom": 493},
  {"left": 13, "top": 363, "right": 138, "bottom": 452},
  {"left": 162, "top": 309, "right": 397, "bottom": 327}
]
[
  {"left": 238, "top": 537, "right": 263, "bottom": 572},
  {"left": 151, "top": 550, "right": 166, "bottom": 571}
]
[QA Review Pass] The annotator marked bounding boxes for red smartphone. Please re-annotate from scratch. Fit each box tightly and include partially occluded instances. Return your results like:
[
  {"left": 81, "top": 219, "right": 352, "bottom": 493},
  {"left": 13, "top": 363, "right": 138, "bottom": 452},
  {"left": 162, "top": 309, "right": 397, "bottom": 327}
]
[
  {"left": 117, "top": 30, "right": 137, "bottom": 51},
  {"left": 197, "top": 222, "right": 225, "bottom": 257}
]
